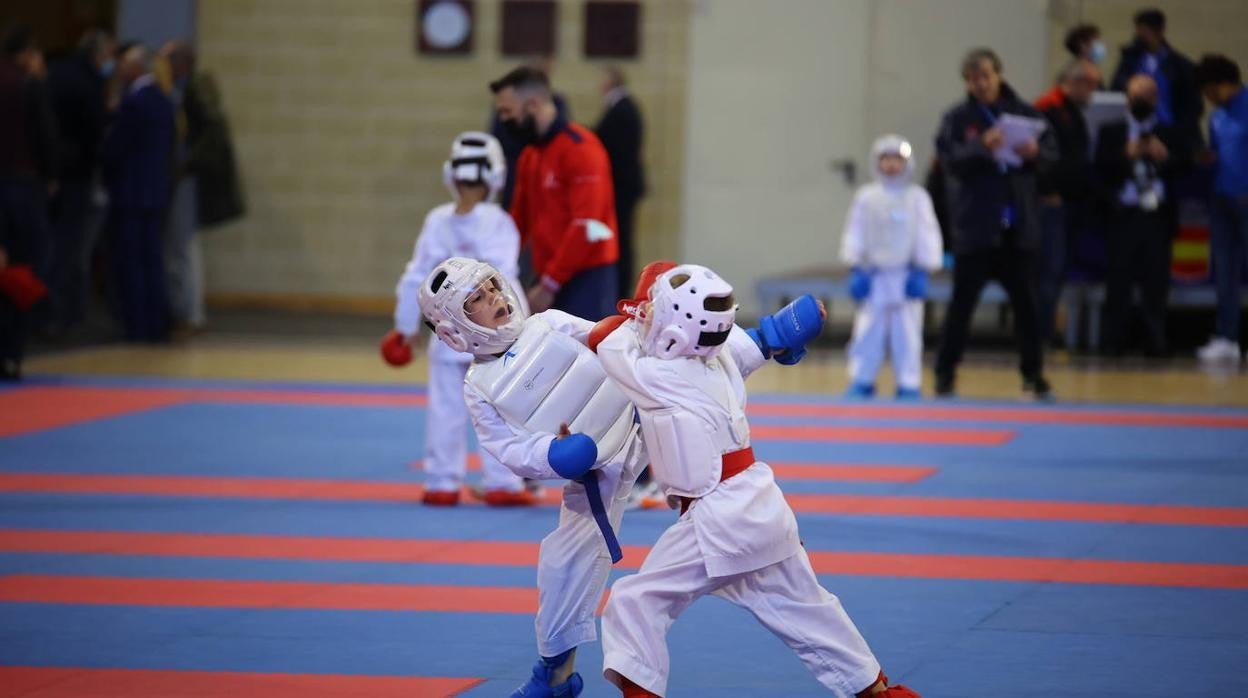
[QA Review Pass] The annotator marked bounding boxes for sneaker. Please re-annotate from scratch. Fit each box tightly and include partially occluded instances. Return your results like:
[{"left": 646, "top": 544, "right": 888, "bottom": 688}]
[
  {"left": 845, "top": 383, "right": 875, "bottom": 398},
  {"left": 934, "top": 373, "right": 955, "bottom": 398},
  {"left": 421, "top": 489, "right": 460, "bottom": 506},
  {"left": 483, "top": 488, "right": 539, "bottom": 507},
  {"left": 1023, "top": 375, "right": 1053, "bottom": 402},
  {"left": 1196, "top": 336, "right": 1241, "bottom": 363}
]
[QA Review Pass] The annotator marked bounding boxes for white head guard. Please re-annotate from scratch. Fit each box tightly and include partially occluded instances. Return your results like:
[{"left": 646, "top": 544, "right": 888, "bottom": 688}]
[
  {"left": 418, "top": 257, "right": 527, "bottom": 357},
  {"left": 871, "top": 134, "right": 914, "bottom": 187},
  {"left": 442, "top": 131, "right": 506, "bottom": 202},
  {"left": 640, "top": 264, "right": 737, "bottom": 359}
]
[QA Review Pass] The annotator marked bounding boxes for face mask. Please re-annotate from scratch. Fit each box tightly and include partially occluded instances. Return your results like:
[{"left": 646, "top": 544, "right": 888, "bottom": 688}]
[
  {"left": 1129, "top": 100, "right": 1155, "bottom": 121},
  {"left": 1089, "top": 40, "right": 1107, "bottom": 64},
  {"left": 502, "top": 112, "right": 538, "bottom": 146},
  {"left": 100, "top": 58, "right": 115, "bottom": 78}
]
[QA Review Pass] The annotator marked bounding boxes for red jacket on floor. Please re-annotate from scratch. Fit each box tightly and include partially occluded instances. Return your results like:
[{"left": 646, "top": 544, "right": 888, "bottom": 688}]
[{"left": 510, "top": 116, "right": 619, "bottom": 289}]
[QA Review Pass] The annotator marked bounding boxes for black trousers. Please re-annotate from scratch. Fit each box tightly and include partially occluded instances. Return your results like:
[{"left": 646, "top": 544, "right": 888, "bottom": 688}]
[
  {"left": 614, "top": 198, "right": 638, "bottom": 297},
  {"left": 0, "top": 177, "right": 52, "bottom": 364},
  {"left": 935, "top": 245, "right": 1044, "bottom": 381},
  {"left": 109, "top": 207, "right": 169, "bottom": 342},
  {"left": 1102, "top": 206, "right": 1171, "bottom": 353}
]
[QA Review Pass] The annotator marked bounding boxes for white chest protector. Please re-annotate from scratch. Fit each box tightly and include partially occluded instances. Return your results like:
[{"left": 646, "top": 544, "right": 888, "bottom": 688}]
[
  {"left": 466, "top": 315, "right": 637, "bottom": 466},
  {"left": 638, "top": 347, "right": 752, "bottom": 498}
]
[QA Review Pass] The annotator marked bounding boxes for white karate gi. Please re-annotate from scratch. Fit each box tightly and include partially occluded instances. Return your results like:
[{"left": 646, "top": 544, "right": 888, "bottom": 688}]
[
  {"left": 394, "top": 201, "right": 525, "bottom": 493},
  {"left": 840, "top": 181, "right": 943, "bottom": 392},
  {"left": 597, "top": 322, "right": 881, "bottom": 697},
  {"left": 465, "top": 309, "right": 647, "bottom": 657}
]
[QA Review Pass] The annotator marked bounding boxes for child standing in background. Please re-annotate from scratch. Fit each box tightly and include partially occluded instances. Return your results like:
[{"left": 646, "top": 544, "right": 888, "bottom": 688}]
[
  {"left": 383, "top": 132, "right": 534, "bottom": 506},
  {"left": 841, "top": 135, "right": 944, "bottom": 398}
]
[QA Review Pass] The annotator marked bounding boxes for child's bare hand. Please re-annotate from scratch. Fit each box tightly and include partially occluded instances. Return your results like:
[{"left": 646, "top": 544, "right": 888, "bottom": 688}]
[
  {"left": 816, "top": 299, "right": 827, "bottom": 321},
  {"left": 556, "top": 423, "right": 572, "bottom": 439}
]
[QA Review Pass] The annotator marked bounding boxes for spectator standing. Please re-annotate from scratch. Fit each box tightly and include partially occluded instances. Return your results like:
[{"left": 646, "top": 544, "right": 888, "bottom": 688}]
[
  {"left": 933, "top": 48, "right": 1057, "bottom": 400},
  {"left": 1096, "top": 74, "right": 1187, "bottom": 356},
  {"left": 1033, "top": 59, "right": 1100, "bottom": 344},
  {"left": 1195, "top": 54, "right": 1248, "bottom": 363},
  {"left": 490, "top": 67, "right": 619, "bottom": 320},
  {"left": 0, "top": 24, "right": 58, "bottom": 380},
  {"left": 594, "top": 66, "right": 646, "bottom": 298},
  {"left": 1110, "top": 8, "right": 1203, "bottom": 154},
  {"left": 101, "top": 43, "right": 175, "bottom": 343},
  {"left": 46, "top": 29, "right": 114, "bottom": 335}
]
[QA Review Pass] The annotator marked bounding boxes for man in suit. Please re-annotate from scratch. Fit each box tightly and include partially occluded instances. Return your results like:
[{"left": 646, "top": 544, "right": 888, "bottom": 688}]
[
  {"left": 46, "top": 29, "right": 114, "bottom": 334},
  {"left": 101, "top": 43, "right": 175, "bottom": 342},
  {"left": 595, "top": 66, "right": 646, "bottom": 297},
  {"left": 1110, "top": 8, "right": 1202, "bottom": 155},
  {"left": 933, "top": 48, "right": 1058, "bottom": 400},
  {"left": 1096, "top": 74, "right": 1186, "bottom": 356}
]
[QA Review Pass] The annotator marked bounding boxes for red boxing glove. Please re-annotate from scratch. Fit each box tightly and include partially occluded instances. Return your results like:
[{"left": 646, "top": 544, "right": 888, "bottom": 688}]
[
  {"left": 588, "top": 260, "right": 678, "bottom": 352},
  {"left": 588, "top": 315, "right": 628, "bottom": 352},
  {"left": 0, "top": 265, "right": 48, "bottom": 312},
  {"left": 380, "top": 330, "right": 413, "bottom": 367}
]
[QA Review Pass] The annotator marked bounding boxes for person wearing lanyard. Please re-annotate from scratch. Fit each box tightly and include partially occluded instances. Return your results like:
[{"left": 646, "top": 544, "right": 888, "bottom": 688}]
[
  {"left": 1095, "top": 74, "right": 1186, "bottom": 357},
  {"left": 933, "top": 48, "right": 1058, "bottom": 400}
]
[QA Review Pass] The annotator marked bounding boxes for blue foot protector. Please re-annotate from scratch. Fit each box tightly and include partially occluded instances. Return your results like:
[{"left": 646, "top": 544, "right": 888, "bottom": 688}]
[
  {"left": 845, "top": 383, "right": 876, "bottom": 398},
  {"left": 510, "top": 649, "right": 584, "bottom": 698}
]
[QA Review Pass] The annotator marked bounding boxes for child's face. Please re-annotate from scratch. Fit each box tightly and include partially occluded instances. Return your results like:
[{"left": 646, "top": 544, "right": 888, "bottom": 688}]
[
  {"left": 878, "top": 154, "right": 907, "bottom": 178},
  {"left": 463, "top": 277, "right": 513, "bottom": 329},
  {"left": 455, "top": 182, "right": 488, "bottom": 204}
]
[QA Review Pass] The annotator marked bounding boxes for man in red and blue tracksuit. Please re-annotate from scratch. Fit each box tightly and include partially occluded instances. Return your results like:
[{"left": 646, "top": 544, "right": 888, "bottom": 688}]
[{"left": 491, "top": 66, "right": 619, "bottom": 321}]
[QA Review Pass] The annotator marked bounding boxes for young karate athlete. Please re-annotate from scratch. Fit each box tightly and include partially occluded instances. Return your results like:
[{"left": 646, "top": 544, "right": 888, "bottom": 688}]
[
  {"left": 593, "top": 263, "right": 920, "bottom": 698},
  {"left": 419, "top": 257, "right": 660, "bottom": 697},
  {"left": 841, "top": 134, "right": 944, "bottom": 398},
  {"left": 384, "top": 132, "right": 533, "bottom": 505}
]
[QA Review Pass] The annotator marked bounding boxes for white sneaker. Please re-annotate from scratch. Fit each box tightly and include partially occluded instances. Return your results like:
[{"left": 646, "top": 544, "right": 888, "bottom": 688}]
[{"left": 1196, "top": 337, "right": 1242, "bottom": 363}]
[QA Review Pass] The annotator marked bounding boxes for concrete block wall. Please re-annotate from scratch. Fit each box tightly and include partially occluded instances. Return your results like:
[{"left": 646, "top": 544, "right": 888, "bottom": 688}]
[{"left": 197, "top": 0, "right": 690, "bottom": 310}]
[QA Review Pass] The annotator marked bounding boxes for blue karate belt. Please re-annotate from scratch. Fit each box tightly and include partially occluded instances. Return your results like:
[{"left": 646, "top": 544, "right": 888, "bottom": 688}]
[{"left": 577, "top": 470, "right": 623, "bottom": 564}]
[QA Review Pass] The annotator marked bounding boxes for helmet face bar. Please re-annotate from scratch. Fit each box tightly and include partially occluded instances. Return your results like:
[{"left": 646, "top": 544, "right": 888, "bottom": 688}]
[
  {"left": 442, "top": 131, "right": 507, "bottom": 201},
  {"left": 641, "top": 264, "right": 737, "bottom": 360},
  {"left": 418, "top": 257, "right": 527, "bottom": 357}
]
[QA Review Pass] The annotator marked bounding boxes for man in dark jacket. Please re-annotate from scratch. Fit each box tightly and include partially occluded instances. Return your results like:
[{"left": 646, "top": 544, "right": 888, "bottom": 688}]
[
  {"left": 594, "top": 66, "right": 646, "bottom": 297},
  {"left": 0, "top": 24, "right": 58, "bottom": 380},
  {"left": 1033, "top": 58, "right": 1100, "bottom": 344},
  {"left": 102, "top": 43, "right": 175, "bottom": 342},
  {"left": 1110, "top": 8, "right": 1202, "bottom": 154},
  {"left": 933, "top": 48, "right": 1058, "bottom": 400},
  {"left": 46, "top": 29, "right": 114, "bottom": 333},
  {"left": 1096, "top": 74, "right": 1187, "bottom": 356}
]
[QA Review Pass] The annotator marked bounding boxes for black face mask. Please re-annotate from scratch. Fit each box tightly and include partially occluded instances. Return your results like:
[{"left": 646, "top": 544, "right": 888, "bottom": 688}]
[
  {"left": 502, "top": 113, "right": 539, "bottom": 145},
  {"left": 1129, "top": 100, "right": 1156, "bottom": 121}
]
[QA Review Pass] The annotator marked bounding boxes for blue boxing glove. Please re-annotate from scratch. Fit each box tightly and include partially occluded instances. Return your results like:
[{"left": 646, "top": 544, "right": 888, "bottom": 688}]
[
  {"left": 905, "top": 267, "right": 929, "bottom": 299},
  {"left": 848, "top": 267, "right": 872, "bottom": 302},
  {"left": 748, "top": 294, "right": 824, "bottom": 366},
  {"left": 547, "top": 432, "right": 597, "bottom": 480}
]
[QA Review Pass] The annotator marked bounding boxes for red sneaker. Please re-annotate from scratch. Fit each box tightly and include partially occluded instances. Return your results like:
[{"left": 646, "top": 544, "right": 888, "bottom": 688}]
[
  {"left": 483, "top": 488, "right": 539, "bottom": 507},
  {"left": 421, "top": 490, "right": 461, "bottom": 506}
]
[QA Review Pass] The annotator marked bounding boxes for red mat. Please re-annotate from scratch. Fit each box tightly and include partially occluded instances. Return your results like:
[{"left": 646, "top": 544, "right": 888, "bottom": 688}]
[{"left": 0, "top": 666, "right": 481, "bottom": 698}]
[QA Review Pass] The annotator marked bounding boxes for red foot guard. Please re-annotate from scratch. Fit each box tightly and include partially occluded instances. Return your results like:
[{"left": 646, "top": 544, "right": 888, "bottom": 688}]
[{"left": 857, "top": 672, "right": 920, "bottom": 698}]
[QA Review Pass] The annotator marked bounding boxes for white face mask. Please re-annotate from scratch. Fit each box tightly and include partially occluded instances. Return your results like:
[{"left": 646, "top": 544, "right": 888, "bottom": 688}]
[{"left": 1089, "top": 40, "right": 1107, "bottom": 64}]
